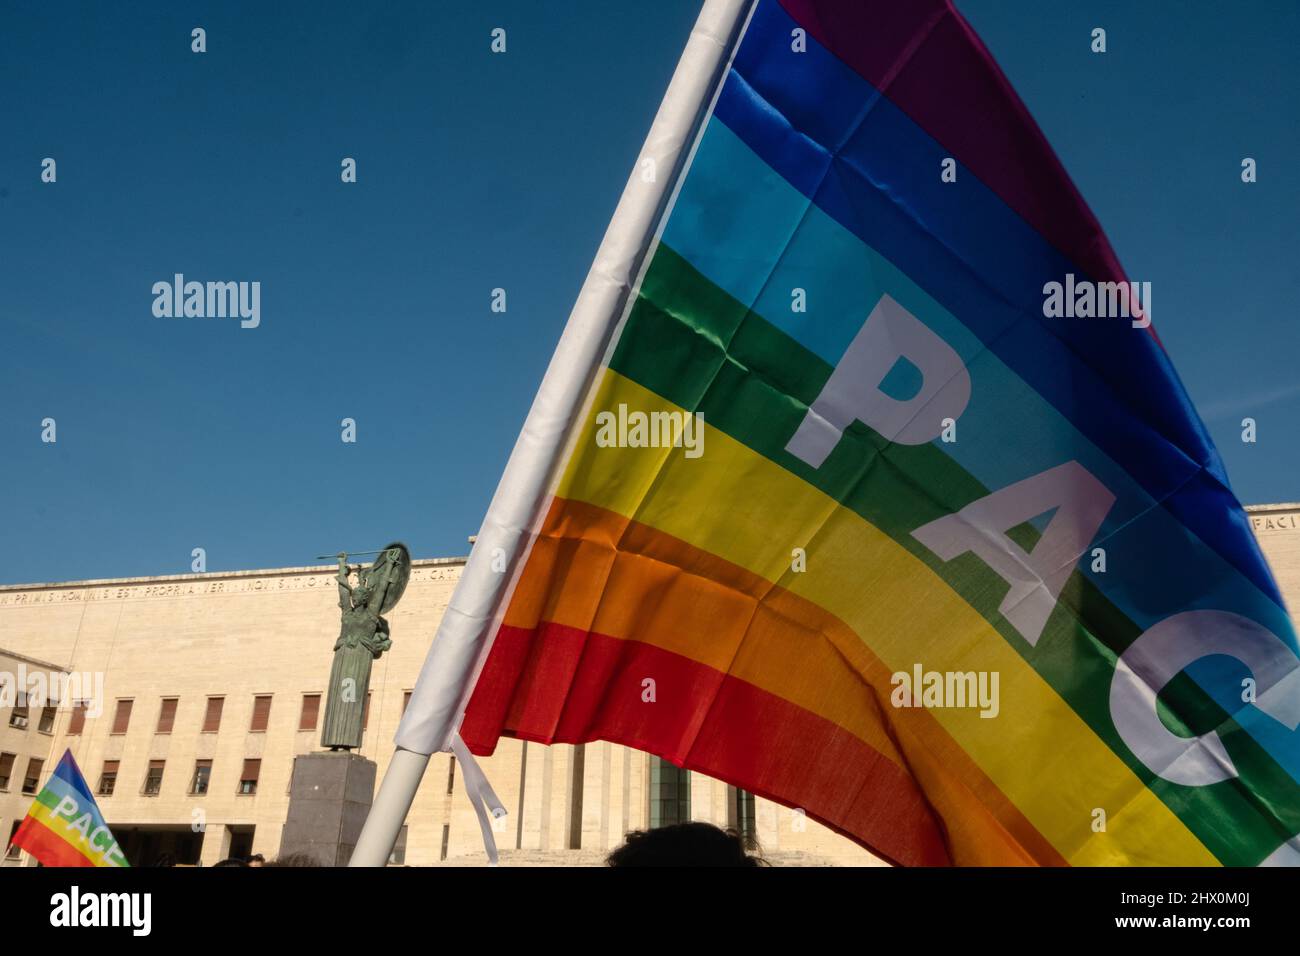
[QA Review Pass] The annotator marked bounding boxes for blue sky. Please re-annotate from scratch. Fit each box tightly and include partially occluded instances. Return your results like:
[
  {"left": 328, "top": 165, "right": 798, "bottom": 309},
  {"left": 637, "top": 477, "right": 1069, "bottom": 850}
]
[{"left": 1, "top": 1, "right": 1295, "bottom": 585}]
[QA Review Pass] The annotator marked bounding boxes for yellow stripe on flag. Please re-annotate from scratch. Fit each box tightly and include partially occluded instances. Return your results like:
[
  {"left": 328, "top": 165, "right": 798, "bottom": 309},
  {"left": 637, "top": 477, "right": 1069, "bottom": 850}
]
[{"left": 557, "top": 368, "right": 1217, "bottom": 866}]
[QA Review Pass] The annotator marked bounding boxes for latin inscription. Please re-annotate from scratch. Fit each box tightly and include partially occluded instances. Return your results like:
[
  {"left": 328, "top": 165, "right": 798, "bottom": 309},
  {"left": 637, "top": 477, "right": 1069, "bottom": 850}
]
[{"left": 0, "top": 566, "right": 461, "bottom": 607}]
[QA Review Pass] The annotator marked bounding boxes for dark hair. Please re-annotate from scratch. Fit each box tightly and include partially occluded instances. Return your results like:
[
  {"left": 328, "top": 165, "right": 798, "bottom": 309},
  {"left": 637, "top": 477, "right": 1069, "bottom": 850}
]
[
  {"left": 247, "top": 853, "right": 266, "bottom": 863},
  {"left": 606, "top": 823, "right": 767, "bottom": 867},
  {"left": 212, "top": 857, "right": 248, "bottom": 867},
  {"left": 263, "top": 852, "right": 323, "bottom": 867}
]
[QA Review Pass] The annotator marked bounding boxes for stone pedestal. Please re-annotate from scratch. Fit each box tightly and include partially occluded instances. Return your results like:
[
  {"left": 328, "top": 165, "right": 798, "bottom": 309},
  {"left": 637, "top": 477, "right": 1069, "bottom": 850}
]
[{"left": 279, "top": 752, "right": 377, "bottom": 867}]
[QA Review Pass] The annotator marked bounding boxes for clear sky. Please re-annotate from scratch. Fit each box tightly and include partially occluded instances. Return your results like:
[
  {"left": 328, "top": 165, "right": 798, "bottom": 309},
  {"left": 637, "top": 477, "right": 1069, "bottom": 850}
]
[{"left": 1, "top": 1, "right": 1296, "bottom": 585}]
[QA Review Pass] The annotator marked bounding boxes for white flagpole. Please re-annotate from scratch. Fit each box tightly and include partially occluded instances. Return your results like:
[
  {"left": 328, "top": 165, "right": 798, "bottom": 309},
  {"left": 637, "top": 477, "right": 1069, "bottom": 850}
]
[{"left": 350, "top": 0, "right": 754, "bottom": 867}]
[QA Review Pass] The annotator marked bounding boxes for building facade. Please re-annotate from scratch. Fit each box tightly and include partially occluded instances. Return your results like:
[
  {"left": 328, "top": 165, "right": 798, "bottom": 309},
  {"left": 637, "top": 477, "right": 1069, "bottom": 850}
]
[
  {"left": 3, "top": 503, "right": 1297, "bottom": 867},
  {"left": 0, "top": 556, "right": 874, "bottom": 866},
  {"left": 0, "top": 649, "right": 69, "bottom": 863}
]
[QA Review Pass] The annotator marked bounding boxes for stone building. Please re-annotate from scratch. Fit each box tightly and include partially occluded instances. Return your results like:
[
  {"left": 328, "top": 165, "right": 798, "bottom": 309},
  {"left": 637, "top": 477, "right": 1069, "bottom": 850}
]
[
  {"left": 0, "top": 557, "right": 873, "bottom": 866},
  {"left": 2, "top": 502, "right": 1297, "bottom": 867},
  {"left": 0, "top": 649, "right": 69, "bottom": 862}
]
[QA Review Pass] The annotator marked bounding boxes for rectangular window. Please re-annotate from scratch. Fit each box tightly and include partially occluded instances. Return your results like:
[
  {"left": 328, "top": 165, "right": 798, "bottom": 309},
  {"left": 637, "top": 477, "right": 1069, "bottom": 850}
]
[
  {"left": 0, "top": 752, "right": 15, "bottom": 790},
  {"left": 239, "top": 758, "right": 261, "bottom": 795},
  {"left": 190, "top": 759, "right": 212, "bottom": 795},
  {"left": 143, "top": 759, "right": 165, "bottom": 795},
  {"left": 5, "top": 821, "right": 20, "bottom": 859},
  {"left": 568, "top": 744, "right": 586, "bottom": 850},
  {"left": 202, "top": 696, "right": 224, "bottom": 733},
  {"left": 389, "top": 825, "right": 409, "bottom": 865},
  {"left": 249, "top": 695, "right": 272, "bottom": 732},
  {"left": 111, "top": 699, "right": 133, "bottom": 735},
  {"left": 98, "top": 760, "right": 119, "bottom": 796},
  {"left": 733, "top": 788, "right": 758, "bottom": 850},
  {"left": 362, "top": 691, "right": 372, "bottom": 731},
  {"left": 9, "top": 699, "right": 29, "bottom": 729},
  {"left": 298, "top": 694, "right": 320, "bottom": 731},
  {"left": 23, "top": 757, "right": 44, "bottom": 795},
  {"left": 38, "top": 705, "right": 57, "bottom": 733},
  {"left": 648, "top": 756, "right": 689, "bottom": 828},
  {"left": 156, "top": 697, "right": 178, "bottom": 734},
  {"left": 402, "top": 690, "right": 412, "bottom": 716},
  {"left": 67, "top": 701, "right": 88, "bottom": 735}
]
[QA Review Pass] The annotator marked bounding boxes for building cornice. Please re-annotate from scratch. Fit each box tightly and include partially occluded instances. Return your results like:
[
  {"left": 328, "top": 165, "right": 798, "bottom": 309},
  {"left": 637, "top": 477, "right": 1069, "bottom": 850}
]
[{"left": 0, "top": 556, "right": 468, "bottom": 594}]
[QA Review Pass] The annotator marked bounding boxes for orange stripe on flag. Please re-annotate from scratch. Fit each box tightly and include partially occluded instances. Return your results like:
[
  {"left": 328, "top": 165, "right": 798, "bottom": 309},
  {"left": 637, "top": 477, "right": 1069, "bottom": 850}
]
[
  {"left": 11, "top": 815, "right": 96, "bottom": 867},
  {"left": 477, "top": 494, "right": 1065, "bottom": 866}
]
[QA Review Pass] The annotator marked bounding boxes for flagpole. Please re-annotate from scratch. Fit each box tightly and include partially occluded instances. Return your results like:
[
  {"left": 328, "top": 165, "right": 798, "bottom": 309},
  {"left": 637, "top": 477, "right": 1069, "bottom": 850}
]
[{"left": 349, "top": 0, "right": 754, "bottom": 867}]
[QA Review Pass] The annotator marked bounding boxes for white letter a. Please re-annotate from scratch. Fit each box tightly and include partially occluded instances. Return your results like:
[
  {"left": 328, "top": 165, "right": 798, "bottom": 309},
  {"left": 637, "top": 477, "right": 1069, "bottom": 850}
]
[{"left": 911, "top": 461, "right": 1115, "bottom": 646}]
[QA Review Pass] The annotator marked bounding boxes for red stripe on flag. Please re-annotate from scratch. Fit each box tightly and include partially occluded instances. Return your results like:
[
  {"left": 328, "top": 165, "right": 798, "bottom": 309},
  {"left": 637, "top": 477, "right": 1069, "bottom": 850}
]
[
  {"left": 463, "top": 622, "right": 951, "bottom": 866},
  {"left": 11, "top": 816, "right": 97, "bottom": 867}
]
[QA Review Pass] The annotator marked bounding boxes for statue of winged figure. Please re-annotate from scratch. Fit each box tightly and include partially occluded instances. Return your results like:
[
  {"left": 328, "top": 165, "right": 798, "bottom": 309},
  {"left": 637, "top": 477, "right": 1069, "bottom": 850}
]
[{"left": 321, "top": 543, "right": 410, "bottom": 750}]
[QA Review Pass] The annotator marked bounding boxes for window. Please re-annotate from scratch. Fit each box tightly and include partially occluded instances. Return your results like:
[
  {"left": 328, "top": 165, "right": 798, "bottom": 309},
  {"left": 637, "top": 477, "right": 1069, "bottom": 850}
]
[
  {"left": 38, "top": 705, "right": 56, "bottom": 733},
  {"left": 23, "top": 757, "right": 44, "bottom": 795},
  {"left": 156, "top": 697, "right": 178, "bottom": 734},
  {"left": 298, "top": 694, "right": 320, "bottom": 731},
  {"left": 98, "top": 761, "right": 119, "bottom": 796},
  {"left": 143, "top": 760, "right": 165, "bottom": 795},
  {"left": 67, "top": 701, "right": 88, "bottom": 735},
  {"left": 111, "top": 699, "right": 133, "bottom": 735},
  {"left": 402, "top": 691, "right": 412, "bottom": 716},
  {"left": 648, "top": 756, "right": 689, "bottom": 828},
  {"left": 732, "top": 787, "right": 758, "bottom": 850},
  {"left": 362, "top": 692, "right": 372, "bottom": 731},
  {"left": 0, "top": 752, "right": 15, "bottom": 790},
  {"left": 6, "top": 821, "right": 20, "bottom": 859},
  {"left": 202, "top": 696, "right": 224, "bottom": 733},
  {"left": 568, "top": 744, "right": 586, "bottom": 849},
  {"left": 249, "top": 695, "right": 272, "bottom": 732},
  {"left": 190, "top": 760, "right": 212, "bottom": 795},
  {"left": 389, "top": 825, "right": 408, "bottom": 865},
  {"left": 9, "top": 697, "right": 28, "bottom": 729},
  {"left": 239, "top": 759, "right": 261, "bottom": 795}
]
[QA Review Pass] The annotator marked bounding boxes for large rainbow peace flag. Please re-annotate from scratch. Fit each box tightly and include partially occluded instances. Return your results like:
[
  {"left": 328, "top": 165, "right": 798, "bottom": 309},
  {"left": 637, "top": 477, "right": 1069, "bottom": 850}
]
[
  {"left": 396, "top": 0, "right": 1300, "bottom": 866},
  {"left": 10, "top": 750, "right": 128, "bottom": 867}
]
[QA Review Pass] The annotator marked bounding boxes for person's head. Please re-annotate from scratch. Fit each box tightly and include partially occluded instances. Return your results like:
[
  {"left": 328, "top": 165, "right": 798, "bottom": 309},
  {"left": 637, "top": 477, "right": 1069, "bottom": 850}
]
[
  {"left": 212, "top": 857, "right": 247, "bottom": 867},
  {"left": 606, "top": 823, "right": 766, "bottom": 867},
  {"left": 263, "top": 852, "right": 322, "bottom": 867},
  {"left": 246, "top": 853, "right": 266, "bottom": 867}
]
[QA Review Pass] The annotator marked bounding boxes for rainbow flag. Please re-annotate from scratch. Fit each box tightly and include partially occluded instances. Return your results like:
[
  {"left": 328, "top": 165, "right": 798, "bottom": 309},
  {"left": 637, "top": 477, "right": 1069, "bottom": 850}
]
[
  {"left": 10, "top": 750, "right": 128, "bottom": 867},
  {"left": 394, "top": 0, "right": 1300, "bottom": 867}
]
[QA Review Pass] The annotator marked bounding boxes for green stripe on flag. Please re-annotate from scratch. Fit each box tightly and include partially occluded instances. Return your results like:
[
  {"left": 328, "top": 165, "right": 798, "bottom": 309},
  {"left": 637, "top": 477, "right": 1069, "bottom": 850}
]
[{"left": 605, "top": 240, "right": 1300, "bottom": 865}]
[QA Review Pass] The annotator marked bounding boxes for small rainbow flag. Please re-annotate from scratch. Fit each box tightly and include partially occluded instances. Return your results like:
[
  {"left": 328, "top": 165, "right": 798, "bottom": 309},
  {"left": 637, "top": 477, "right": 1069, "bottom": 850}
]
[
  {"left": 391, "top": 0, "right": 1300, "bottom": 867},
  {"left": 10, "top": 750, "right": 128, "bottom": 867}
]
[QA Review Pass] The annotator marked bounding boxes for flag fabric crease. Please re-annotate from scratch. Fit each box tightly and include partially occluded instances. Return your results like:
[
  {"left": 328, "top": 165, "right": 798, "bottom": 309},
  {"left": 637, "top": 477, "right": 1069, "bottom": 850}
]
[{"left": 399, "top": 0, "right": 1299, "bottom": 867}]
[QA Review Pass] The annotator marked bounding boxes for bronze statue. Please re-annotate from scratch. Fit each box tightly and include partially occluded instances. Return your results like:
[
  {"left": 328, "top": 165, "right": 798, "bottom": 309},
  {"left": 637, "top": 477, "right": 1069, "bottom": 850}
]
[{"left": 321, "top": 543, "right": 410, "bottom": 750}]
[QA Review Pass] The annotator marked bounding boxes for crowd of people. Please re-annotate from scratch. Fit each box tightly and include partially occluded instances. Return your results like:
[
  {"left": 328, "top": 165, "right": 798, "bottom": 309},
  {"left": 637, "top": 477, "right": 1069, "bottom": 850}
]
[{"left": 150, "top": 822, "right": 766, "bottom": 867}]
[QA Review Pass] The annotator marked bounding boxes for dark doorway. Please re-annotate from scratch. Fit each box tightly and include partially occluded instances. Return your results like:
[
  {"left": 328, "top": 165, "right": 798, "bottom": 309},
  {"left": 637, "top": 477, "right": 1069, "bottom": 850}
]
[
  {"left": 115, "top": 825, "right": 204, "bottom": 866},
  {"left": 228, "top": 826, "right": 255, "bottom": 860}
]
